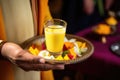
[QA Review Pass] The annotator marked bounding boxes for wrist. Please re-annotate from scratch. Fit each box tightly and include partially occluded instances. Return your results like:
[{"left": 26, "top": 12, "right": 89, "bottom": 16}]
[{"left": 0, "top": 40, "right": 8, "bottom": 60}]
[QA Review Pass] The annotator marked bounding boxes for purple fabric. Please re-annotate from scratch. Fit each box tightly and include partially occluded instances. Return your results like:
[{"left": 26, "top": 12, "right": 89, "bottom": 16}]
[{"left": 66, "top": 23, "right": 120, "bottom": 77}]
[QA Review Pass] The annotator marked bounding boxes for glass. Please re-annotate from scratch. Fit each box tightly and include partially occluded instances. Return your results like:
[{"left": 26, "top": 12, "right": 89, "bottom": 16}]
[{"left": 44, "top": 19, "right": 67, "bottom": 56}]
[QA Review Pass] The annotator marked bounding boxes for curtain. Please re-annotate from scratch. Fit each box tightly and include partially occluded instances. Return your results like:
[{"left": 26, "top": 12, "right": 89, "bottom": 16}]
[{"left": 0, "top": 6, "right": 6, "bottom": 40}]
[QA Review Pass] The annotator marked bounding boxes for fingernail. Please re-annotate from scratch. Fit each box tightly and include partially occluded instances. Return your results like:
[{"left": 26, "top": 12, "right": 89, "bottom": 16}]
[{"left": 39, "top": 58, "right": 45, "bottom": 63}]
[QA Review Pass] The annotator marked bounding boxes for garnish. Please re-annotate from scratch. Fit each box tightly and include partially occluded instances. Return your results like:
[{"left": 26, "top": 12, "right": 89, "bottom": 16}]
[{"left": 28, "top": 38, "right": 88, "bottom": 60}]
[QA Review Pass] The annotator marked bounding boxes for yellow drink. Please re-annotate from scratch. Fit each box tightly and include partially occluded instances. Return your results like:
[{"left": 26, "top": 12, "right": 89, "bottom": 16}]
[{"left": 45, "top": 25, "right": 66, "bottom": 53}]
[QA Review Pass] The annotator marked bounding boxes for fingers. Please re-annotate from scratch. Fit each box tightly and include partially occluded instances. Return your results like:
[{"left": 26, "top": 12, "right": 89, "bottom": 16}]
[
  {"left": 17, "top": 62, "right": 64, "bottom": 71},
  {"left": 14, "top": 50, "right": 64, "bottom": 71},
  {"left": 34, "top": 64, "right": 64, "bottom": 71},
  {"left": 15, "top": 50, "right": 45, "bottom": 64},
  {"left": 29, "top": 56, "right": 45, "bottom": 64}
]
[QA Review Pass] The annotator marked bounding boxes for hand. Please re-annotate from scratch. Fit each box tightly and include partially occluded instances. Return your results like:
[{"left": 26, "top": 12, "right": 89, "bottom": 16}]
[{"left": 1, "top": 42, "right": 64, "bottom": 71}]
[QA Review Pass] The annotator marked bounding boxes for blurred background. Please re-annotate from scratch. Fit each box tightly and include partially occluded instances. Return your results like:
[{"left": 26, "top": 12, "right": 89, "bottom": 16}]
[
  {"left": 49, "top": 0, "right": 120, "bottom": 34},
  {"left": 48, "top": 0, "right": 120, "bottom": 80}
]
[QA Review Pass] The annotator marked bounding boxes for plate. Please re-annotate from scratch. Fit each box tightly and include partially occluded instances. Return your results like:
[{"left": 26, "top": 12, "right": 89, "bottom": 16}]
[
  {"left": 92, "top": 24, "right": 116, "bottom": 36},
  {"left": 20, "top": 34, "right": 94, "bottom": 64}
]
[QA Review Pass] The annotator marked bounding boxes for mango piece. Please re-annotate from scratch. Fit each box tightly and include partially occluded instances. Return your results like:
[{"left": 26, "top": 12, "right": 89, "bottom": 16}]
[
  {"left": 34, "top": 48, "right": 40, "bottom": 55},
  {"left": 76, "top": 41, "right": 82, "bottom": 48},
  {"left": 63, "top": 42, "right": 74, "bottom": 50},
  {"left": 81, "top": 42, "right": 87, "bottom": 48},
  {"left": 55, "top": 55, "right": 64, "bottom": 60},
  {"left": 28, "top": 46, "right": 39, "bottom": 56},
  {"left": 63, "top": 54, "right": 70, "bottom": 60}
]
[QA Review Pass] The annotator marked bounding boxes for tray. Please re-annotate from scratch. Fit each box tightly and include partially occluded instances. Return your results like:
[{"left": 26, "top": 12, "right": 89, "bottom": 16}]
[{"left": 21, "top": 34, "right": 94, "bottom": 64}]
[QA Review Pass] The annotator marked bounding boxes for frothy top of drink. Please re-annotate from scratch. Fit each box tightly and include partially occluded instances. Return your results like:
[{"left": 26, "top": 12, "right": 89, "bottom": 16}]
[{"left": 45, "top": 25, "right": 66, "bottom": 34}]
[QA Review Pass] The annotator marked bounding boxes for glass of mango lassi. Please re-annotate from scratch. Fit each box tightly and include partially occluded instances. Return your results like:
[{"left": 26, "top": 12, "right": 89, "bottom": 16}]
[{"left": 44, "top": 19, "right": 67, "bottom": 56}]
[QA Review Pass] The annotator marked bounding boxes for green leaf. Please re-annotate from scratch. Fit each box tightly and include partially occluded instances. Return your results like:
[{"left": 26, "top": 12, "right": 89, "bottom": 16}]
[{"left": 62, "top": 50, "right": 69, "bottom": 57}]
